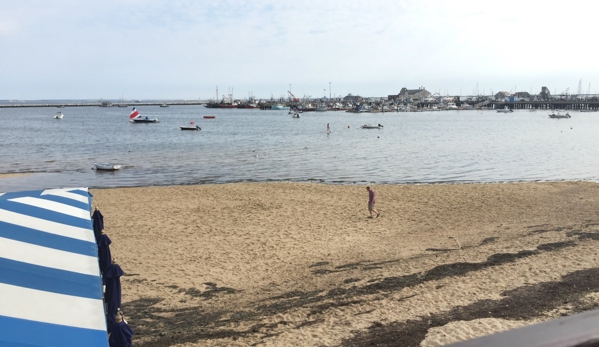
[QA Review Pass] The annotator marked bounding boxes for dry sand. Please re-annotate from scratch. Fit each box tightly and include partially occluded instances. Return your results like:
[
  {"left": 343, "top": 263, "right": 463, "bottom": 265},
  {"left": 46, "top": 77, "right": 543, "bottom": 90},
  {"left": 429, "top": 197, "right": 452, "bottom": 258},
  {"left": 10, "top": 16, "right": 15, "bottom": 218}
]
[{"left": 91, "top": 181, "right": 599, "bottom": 347}]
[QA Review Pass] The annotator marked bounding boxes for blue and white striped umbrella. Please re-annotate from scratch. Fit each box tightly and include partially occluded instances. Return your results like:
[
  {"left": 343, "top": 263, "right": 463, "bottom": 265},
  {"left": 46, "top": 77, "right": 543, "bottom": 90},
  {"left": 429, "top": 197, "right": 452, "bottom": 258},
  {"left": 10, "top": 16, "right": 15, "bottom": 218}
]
[{"left": 0, "top": 188, "right": 108, "bottom": 347}]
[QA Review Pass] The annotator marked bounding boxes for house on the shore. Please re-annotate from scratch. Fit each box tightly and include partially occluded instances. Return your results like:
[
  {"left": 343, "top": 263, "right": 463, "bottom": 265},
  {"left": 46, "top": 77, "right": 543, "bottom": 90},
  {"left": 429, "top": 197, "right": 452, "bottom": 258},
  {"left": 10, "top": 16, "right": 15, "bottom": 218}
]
[
  {"left": 388, "top": 87, "right": 431, "bottom": 102},
  {"left": 494, "top": 91, "right": 510, "bottom": 101}
]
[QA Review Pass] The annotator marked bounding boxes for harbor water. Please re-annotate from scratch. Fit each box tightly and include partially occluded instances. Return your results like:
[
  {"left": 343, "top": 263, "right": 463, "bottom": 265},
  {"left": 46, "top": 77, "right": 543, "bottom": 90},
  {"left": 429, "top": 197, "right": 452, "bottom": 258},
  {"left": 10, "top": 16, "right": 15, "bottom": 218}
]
[{"left": 1, "top": 105, "right": 599, "bottom": 191}]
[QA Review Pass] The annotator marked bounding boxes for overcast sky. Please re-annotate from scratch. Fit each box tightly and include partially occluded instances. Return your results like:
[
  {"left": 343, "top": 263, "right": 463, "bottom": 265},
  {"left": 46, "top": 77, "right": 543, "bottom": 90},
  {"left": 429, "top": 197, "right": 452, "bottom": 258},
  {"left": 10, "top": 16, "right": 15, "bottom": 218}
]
[{"left": 2, "top": 0, "right": 598, "bottom": 100}]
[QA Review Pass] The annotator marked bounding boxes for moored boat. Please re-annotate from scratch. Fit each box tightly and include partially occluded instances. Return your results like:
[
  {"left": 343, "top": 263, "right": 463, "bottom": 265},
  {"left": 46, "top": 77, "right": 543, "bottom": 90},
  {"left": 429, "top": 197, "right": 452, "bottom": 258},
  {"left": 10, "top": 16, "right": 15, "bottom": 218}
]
[
  {"left": 94, "top": 163, "right": 121, "bottom": 171},
  {"left": 238, "top": 103, "right": 259, "bottom": 109},
  {"left": 203, "top": 115, "right": 216, "bottom": 119},
  {"left": 132, "top": 117, "right": 159, "bottom": 123},
  {"left": 53, "top": 112, "right": 64, "bottom": 119},
  {"left": 180, "top": 121, "right": 201, "bottom": 130},
  {"left": 271, "top": 104, "right": 290, "bottom": 110},
  {"left": 548, "top": 111, "right": 571, "bottom": 119},
  {"left": 360, "top": 124, "right": 384, "bottom": 129},
  {"left": 316, "top": 104, "right": 328, "bottom": 112},
  {"left": 129, "top": 107, "right": 159, "bottom": 123}
]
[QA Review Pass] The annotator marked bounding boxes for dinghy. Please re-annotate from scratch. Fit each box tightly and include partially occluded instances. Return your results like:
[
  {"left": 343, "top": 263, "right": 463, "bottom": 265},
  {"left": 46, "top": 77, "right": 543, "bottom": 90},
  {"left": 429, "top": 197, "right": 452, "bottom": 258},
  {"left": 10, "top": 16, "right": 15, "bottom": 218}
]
[
  {"left": 181, "top": 122, "right": 201, "bottom": 130},
  {"left": 94, "top": 163, "right": 121, "bottom": 171},
  {"left": 360, "top": 124, "right": 383, "bottom": 129}
]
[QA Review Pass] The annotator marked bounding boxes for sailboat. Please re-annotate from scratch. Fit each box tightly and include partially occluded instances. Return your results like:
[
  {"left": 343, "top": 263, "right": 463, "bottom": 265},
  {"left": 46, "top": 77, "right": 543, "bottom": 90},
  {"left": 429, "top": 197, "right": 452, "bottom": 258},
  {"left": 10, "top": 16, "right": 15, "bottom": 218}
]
[{"left": 129, "top": 107, "right": 159, "bottom": 123}]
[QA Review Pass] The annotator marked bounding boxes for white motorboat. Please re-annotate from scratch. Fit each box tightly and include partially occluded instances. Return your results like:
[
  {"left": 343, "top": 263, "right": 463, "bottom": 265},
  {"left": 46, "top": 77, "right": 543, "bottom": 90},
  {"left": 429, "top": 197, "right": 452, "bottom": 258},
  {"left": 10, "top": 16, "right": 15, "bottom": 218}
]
[
  {"left": 53, "top": 112, "right": 64, "bottom": 119},
  {"left": 496, "top": 106, "right": 513, "bottom": 113},
  {"left": 361, "top": 124, "right": 384, "bottom": 129},
  {"left": 94, "top": 163, "right": 121, "bottom": 171},
  {"left": 292, "top": 112, "right": 301, "bottom": 118},
  {"left": 180, "top": 122, "right": 201, "bottom": 130},
  {"left": 548, "top": 111, "right": 571, "bottom": 119}
]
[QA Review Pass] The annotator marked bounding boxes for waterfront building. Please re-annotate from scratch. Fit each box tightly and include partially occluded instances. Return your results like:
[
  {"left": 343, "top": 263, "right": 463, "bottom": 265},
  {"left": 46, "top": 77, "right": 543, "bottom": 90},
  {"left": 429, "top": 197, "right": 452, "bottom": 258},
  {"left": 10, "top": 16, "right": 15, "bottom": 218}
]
[{"left": 388, "top": 87, "right": 431, "bottom": 102}]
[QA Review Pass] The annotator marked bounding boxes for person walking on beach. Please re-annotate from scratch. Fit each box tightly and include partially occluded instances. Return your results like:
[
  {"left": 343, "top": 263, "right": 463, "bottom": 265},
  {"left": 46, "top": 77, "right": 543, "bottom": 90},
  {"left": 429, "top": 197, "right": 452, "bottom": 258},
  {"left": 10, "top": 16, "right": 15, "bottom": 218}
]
[{"left": 366, "top": 186, "right": 380, "bottom": 218}]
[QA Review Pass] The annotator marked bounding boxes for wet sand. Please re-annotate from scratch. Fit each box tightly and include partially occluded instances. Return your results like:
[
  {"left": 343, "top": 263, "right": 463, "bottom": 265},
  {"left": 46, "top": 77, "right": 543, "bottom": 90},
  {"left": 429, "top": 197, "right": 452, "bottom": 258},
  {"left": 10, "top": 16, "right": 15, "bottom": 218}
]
[
  {"left": 91, "top": 181, "right": 599, "bottom": 347},
  {"left": 0, "top": 173, "right": 30, "bottom": 178}
]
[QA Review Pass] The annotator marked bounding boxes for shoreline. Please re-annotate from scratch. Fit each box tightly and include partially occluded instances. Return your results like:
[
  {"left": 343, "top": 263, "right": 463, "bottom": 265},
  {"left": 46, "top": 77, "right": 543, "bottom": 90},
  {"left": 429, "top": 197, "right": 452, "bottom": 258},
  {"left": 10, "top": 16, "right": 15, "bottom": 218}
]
[
  {"left": 91, "top": 181, "right": 599, "bottom": 346},
  {"left": 2, "top": 169, "right": 598, "bottom": 192}
]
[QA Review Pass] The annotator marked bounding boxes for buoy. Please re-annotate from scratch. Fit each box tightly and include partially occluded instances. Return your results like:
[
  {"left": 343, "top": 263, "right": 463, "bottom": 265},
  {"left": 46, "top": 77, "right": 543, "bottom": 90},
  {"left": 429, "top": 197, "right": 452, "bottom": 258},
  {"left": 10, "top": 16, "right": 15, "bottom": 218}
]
[{"left": 348, "top": 125, "right": 350, "bottom": 128}]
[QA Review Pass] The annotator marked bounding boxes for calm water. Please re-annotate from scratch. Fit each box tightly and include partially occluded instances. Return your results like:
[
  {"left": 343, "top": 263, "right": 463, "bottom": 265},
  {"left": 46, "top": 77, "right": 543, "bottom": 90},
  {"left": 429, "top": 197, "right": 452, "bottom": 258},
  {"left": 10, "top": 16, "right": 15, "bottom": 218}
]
[{"left": 1, "top": 105, "right": 598, "bottom": 191}]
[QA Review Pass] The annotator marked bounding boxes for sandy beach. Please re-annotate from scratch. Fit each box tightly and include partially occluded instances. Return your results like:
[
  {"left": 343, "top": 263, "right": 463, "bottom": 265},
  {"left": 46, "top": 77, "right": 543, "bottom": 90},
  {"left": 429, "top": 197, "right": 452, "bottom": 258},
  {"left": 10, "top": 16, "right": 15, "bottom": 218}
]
[{"left": 91, "top": 181, "right": 599, "bottom": 347}]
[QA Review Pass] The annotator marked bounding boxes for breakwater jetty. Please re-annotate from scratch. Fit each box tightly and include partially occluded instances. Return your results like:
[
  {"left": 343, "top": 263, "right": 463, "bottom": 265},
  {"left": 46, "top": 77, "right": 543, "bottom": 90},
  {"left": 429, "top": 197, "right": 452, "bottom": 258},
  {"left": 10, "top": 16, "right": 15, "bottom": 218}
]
[{"left": 0, "top": 101, "right": 206, "bottom": 108}]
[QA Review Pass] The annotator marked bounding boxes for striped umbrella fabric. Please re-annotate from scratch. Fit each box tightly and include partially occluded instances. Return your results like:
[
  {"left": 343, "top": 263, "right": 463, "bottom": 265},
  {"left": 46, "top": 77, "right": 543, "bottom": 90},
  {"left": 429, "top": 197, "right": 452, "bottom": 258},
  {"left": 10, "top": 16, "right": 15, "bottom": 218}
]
[{"left": 0, "top": 188, "right": 108, "bottom": 347}]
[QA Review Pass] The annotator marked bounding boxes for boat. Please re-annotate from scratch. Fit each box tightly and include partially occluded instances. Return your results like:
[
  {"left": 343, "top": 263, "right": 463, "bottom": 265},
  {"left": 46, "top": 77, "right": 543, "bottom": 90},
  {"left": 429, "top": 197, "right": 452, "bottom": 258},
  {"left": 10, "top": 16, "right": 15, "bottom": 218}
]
[
  {"left": 129, "top": 107, "right": 159, "bottom": 123},
  {"left": 203, "top": 115, "right": 216, "bottom": 119},
  {"left": 316, "top": 104, "right": 328, "bottom": 112},
  {"left": 180, "top": 122, "right": 201, "bottom": 130},
  {"left": 53, "top": 112, "right": 64, "bottom": 119},
  {"left": 496, "top": 106, "right": 513, "bottom": 113},
  {"left": 160, "top": 103, "right": 169, "bottom": 107},
  {"left": 548, "top": 111, "right": 571, "bottom": 119},
  {"left": 132, "top": 116, "right": 159, "bottom": 123},
  {"left": 446, "top": 102, "right": 459, "bottom": 110},
  {"left": 292, "top": 112, "right": 301, "bottom": 118},
  {"left": 94, "top": 163, "right": 121, "bottom": 171},
  {"left": 579, "top": 109, "right": 597, "bottom": 112},
  {"left": 219, "top": 103, "right": 239, "bottom": 108},
  {"left": 271, "top": 104, "right": 290, "bottom": 110},
  {"left": 361, "top": 124, "right": 384, "bottom": 129},
  {"left": 238, "top": 103, "right": 259, "bottom": 109}
]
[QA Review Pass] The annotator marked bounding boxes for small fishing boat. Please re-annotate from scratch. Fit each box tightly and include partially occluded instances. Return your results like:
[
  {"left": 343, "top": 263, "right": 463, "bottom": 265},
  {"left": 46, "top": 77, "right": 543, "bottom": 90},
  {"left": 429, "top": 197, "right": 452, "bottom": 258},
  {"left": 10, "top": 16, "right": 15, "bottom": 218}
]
[
  {"left": 94, "top": 163, "right": 121, "bottom": 171},
  {"left": 160, "top": 103, "right": 169, "bottom": 107},
  {"left": 203, "top": 115, "right": 216, "bottom": 119},
  {"left": 181, "top": 122, "right": 201, "bottom": 130},
  {"left": 292, "top": 112, "right": 301, "bottom": 118},
  {"left": 361, "top": 124, "right": 384, "bottom": 129},
  {"left": 53, "top": 112, "right": 64, "bottom": 119}
]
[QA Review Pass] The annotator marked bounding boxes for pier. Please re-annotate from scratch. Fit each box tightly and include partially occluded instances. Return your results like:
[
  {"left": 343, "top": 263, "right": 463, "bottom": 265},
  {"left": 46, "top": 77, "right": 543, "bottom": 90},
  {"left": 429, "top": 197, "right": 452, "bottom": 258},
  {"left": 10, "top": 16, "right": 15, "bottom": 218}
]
[{"left": 4, "top": 99, "right": 599, "bottom": 112}]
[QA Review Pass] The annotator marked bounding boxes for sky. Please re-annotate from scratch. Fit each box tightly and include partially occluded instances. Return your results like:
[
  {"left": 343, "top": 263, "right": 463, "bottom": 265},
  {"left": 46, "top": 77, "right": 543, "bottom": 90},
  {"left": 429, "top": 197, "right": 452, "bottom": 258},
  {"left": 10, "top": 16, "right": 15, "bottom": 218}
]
[{"left": 2, "top": 0, "right": 599, "bottom": 101}]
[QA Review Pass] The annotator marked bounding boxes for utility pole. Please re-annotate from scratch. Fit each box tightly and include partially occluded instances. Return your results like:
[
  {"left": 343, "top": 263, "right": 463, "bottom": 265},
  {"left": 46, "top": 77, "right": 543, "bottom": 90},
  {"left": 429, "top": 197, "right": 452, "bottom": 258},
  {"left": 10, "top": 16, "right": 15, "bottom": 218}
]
[{"left": 329, "top": 82, "right": 331, "bottom": 99}]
